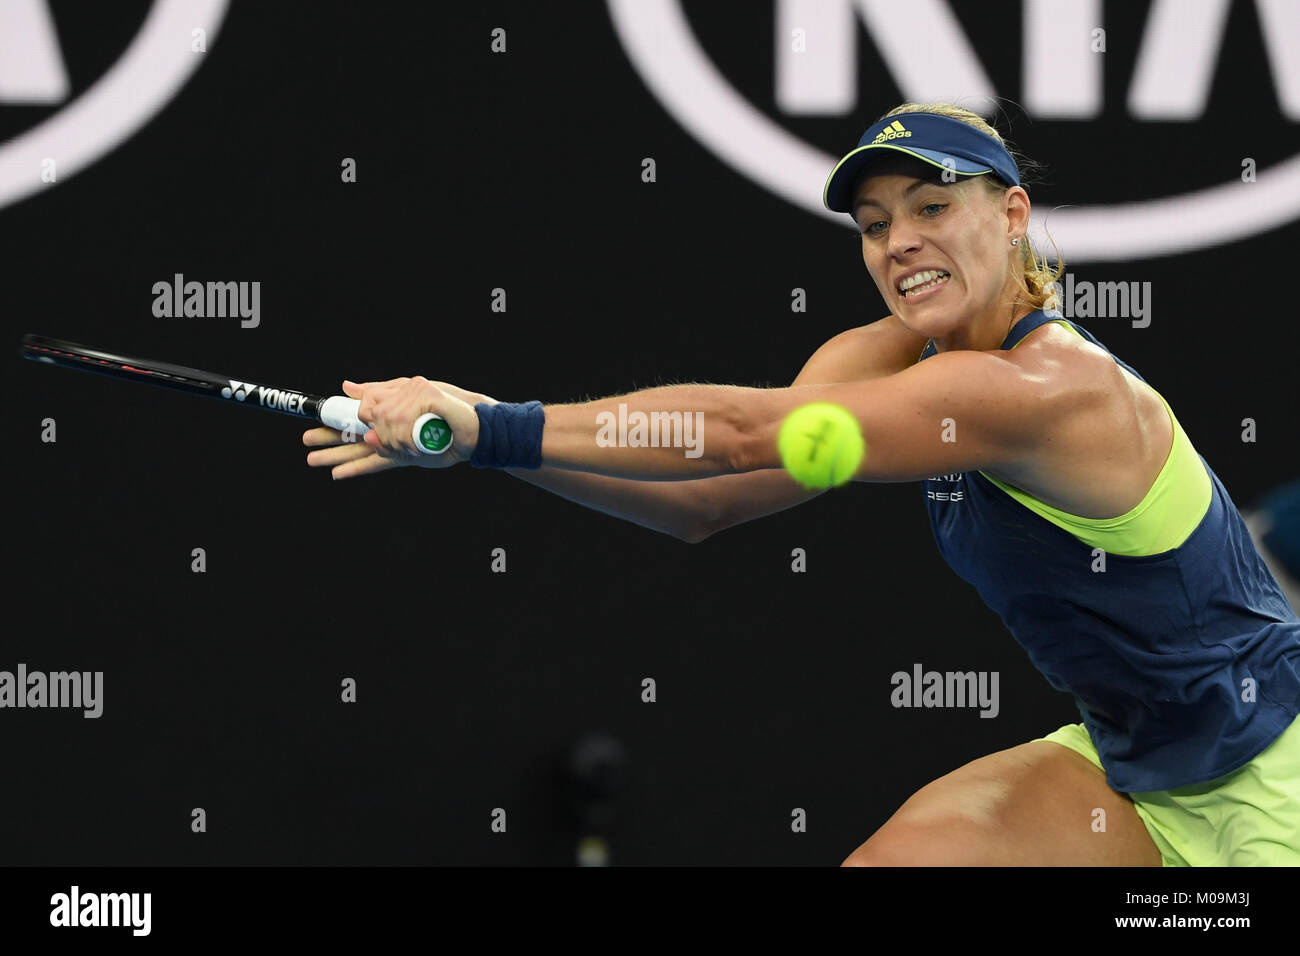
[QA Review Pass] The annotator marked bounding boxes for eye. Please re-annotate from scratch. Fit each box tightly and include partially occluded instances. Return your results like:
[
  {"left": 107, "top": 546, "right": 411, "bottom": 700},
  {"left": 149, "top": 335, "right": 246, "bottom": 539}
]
[
  {"left": 922, "top": 202, "right": 946, "bottom": 216},
  {"left": 862, "top": 220, "right": 888, "bottom": 237}
]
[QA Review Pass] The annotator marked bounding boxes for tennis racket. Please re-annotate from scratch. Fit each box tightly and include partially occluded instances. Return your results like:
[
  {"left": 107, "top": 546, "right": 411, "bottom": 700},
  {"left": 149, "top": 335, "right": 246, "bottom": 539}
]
[{"left": 20, "top": 333, "right": 453, "bottom": 454}]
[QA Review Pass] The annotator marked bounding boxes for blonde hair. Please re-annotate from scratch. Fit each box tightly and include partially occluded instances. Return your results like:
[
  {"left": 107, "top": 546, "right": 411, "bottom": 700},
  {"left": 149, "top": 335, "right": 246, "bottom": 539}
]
[{"left": 881, "top": 103, "right": 1063, "bottom": 313}]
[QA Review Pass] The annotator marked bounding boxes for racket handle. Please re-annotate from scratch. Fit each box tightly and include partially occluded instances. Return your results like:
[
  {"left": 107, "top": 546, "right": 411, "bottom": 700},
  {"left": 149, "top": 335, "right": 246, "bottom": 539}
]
[
  {"left": 318, "top": 398, "right": 452, "bottom": 455},
  {"left": 318, "top": 396, "right": 371, "bottom": 437},
  {"left": 412, "top": 412, "right": 453, "bottom": 455}
]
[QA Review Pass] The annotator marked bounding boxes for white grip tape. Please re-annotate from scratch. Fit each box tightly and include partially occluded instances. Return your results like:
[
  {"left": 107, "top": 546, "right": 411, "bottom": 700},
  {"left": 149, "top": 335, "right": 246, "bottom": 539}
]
[{"left": 318, "top": 396, "right": 371, "bottom": 438}]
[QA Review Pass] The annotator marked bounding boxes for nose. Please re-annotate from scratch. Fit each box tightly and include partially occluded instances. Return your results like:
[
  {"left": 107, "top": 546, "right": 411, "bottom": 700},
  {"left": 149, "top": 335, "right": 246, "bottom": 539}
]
[{"left": 886, "top": 217, "right": 923, "bottom": 259}]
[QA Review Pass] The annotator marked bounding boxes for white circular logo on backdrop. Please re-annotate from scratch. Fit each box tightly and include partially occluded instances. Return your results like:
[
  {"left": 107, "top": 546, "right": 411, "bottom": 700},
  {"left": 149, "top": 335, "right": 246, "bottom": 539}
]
[
  {"left": 0, "top": 0, "right": 229, "bottom": 210},
  {"left": 607, "top": 0, "right": 1300, "bottom": 262}
]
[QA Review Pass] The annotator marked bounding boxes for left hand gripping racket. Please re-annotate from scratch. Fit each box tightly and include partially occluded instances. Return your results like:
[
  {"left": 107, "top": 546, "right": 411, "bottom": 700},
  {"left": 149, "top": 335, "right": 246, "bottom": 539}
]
[{"left": 21, "top": 333, "right": 452, "bottom": 454}]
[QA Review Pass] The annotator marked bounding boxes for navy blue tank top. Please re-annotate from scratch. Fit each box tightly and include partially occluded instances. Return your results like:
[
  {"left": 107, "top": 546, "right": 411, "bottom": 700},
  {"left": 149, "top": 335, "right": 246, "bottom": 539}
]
[{"left": 919, "top": 310, "right": 1300, "bottom": 791}]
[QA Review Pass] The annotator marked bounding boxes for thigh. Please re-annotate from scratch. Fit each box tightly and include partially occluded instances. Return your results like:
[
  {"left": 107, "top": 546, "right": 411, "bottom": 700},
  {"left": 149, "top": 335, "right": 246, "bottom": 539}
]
[{"left": 842, "top": 739, "right": 1163, "bottom": 866}]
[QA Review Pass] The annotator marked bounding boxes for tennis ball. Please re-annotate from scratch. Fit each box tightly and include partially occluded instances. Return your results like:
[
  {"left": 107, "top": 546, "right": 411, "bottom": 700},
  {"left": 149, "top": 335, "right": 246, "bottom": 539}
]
[{"left": 777, "top": 402, "right": 865, "bottom": 489}]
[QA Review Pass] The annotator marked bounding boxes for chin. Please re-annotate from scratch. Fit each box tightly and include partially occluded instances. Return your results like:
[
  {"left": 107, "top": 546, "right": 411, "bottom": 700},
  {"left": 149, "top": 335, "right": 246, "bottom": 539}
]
[{"left": 895, "top": 303, "right": 965, "bottom": 338}]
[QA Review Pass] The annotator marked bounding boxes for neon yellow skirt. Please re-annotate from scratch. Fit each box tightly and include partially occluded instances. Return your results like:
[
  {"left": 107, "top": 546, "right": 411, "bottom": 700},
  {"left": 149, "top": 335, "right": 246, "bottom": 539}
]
[{"left": 1035, "top": 716, "right": 1300, "bottom": 865}]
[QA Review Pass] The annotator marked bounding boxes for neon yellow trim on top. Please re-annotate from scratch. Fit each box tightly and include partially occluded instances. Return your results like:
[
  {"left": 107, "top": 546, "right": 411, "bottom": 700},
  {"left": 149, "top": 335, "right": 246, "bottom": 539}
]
[
  {"left": 976, "top": 319, "right": 1212, "bottom": 557},
  {"left": 825, "top": 143, "right": 991, "bottom": 208}
]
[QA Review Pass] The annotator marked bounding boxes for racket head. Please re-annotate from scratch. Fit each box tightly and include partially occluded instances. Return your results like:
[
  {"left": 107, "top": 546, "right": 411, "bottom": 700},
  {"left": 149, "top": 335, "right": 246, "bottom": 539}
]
[
  {"left": 21, "top": 333, "right": 325, "bottom": 420},
  {"left": 21, "top": 333, "right": 234, "bottom": 395}
]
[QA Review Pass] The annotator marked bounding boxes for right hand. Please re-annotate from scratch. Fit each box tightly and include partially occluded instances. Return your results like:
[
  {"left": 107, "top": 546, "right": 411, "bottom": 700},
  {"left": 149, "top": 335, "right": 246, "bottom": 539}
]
[{"left": 304, "top": 379, "right": 499, "bottom": 480}]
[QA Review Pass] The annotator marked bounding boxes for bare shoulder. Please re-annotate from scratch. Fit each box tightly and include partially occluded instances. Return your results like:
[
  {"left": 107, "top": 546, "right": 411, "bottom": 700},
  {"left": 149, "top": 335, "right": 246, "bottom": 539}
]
[
  {"left": 797, "top": 314, "right": 931, "bottom": 385},
  {"left": 1001, "top": 320, "right": 1124, "bottom": 399},
  {"left": 993, "top": 320, "right": 1173, "bottom": 517},
  {"left": 1004, "top": 320, "right": 1163, "bottom": 421}
]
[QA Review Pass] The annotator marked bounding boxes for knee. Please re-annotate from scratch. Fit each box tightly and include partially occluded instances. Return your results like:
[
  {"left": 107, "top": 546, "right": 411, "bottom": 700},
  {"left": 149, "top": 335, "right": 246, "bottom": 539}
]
[
  {"left": 840, "top": 845, "right": 890, "bottom": 866},
  {"left": 840, "top": 821, "right": 942, "bottom": 866}
]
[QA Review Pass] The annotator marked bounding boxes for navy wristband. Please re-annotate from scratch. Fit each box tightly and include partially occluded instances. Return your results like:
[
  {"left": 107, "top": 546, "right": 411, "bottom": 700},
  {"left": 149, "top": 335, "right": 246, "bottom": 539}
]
[{"left": 470, "top": 401, "right": 545, "bottom": 469}]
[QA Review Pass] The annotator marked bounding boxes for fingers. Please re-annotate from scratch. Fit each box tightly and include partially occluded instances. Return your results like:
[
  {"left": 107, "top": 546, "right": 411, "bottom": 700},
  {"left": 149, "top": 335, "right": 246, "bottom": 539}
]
[
  {"left": 331, "top": 453, "right": 400, "bottom": 480},
  {"left": 363, "top": 421, "right": 415, "bottom": 458},
  {"left": 307, "top": 376, "right": 441, "bottom": 480},
  {"left": 306, "top": 441, "right": 376, "bottom": 468},
  {"left": 303, "top": 439, "right": 401, "bottom": 479},
  {"left": 303, "top": 426, "right": 344, "bottom": 446},
  {"left": 303, "top": 425, "right": 370, "bottom": 447},
  {"left": 358, "top": 424, "right": 421, "bottom": 463},
  {"left": 432, "top": 380, "right": 492, "bottom": 405},
  {"left": 333, "top": 376, "right": 466, "bottom": 462}
]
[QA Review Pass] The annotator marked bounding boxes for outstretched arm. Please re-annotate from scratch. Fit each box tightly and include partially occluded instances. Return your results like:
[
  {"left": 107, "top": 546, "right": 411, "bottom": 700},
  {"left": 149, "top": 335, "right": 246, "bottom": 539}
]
[
  {"left": 345, "top": 342, "right": 1050, "bottom": 482},
  {"left": 306, "top": 318, "right": 929, "bottom": 539},
  {"left": 537, "top": 348, "right": 1053, "bottom": 482}
]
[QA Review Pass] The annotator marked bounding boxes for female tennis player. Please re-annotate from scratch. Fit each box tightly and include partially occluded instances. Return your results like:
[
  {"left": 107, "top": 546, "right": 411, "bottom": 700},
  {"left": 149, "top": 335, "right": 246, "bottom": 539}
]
[{"left": 303, "top": 103, "right": 1300, "bottom": 866}]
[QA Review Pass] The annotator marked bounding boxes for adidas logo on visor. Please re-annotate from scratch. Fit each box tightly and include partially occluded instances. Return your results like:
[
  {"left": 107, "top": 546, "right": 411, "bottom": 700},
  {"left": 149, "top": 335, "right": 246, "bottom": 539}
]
[{"left": 872, "top": 120, "right": 912, "bottom": 143}]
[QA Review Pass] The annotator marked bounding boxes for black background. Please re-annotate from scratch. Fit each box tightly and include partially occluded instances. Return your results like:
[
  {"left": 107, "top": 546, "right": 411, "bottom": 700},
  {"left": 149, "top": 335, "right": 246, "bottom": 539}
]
[{"left": 3, "top": 0, "right": 1297, "bottom": 867}]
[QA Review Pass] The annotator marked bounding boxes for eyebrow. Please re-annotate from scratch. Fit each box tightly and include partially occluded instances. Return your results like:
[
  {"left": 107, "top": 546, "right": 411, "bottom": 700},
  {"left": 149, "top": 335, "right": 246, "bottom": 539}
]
[{"left": 852, "top": 179, "right": 936, "bottom": 217}]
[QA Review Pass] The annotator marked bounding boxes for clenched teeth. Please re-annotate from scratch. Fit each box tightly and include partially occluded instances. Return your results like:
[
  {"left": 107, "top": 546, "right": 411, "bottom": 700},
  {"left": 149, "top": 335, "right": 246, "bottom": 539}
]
[{"left": 899, "top": 270, "right": 950, "bottom": 296}]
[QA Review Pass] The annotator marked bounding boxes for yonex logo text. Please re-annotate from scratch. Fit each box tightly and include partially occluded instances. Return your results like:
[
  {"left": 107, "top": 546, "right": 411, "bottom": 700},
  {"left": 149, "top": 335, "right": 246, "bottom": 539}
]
[
  {"left": 219, "top": 381, "right": 308, "bottom": 413},
  {"left": 221, "top": 380, "right": 256, "bottom": 401},
  {"left": 258, "top": 387, "right": 308, "bottom": 413}
]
